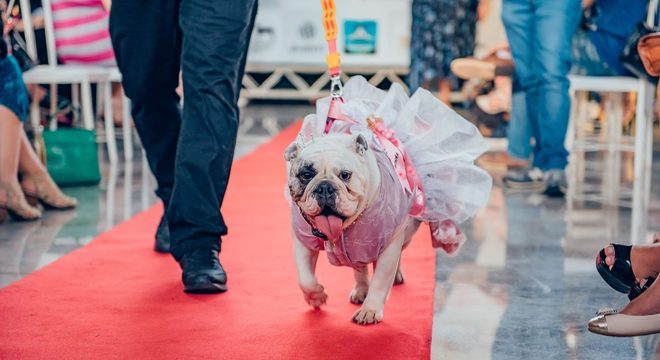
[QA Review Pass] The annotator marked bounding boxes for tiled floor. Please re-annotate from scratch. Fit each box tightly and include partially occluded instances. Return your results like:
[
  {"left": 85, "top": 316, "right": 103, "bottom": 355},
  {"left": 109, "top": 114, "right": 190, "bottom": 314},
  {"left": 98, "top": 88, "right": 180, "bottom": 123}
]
[{"left": 1, "top": 104, "right": 659, "bottom": 359}]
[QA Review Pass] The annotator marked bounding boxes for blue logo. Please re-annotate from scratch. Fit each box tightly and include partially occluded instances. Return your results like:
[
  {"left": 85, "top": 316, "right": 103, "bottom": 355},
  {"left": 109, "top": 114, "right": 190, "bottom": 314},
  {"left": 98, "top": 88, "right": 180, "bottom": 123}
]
[{"left": 344, "top": 20, "right": 377, "bottom": 54}]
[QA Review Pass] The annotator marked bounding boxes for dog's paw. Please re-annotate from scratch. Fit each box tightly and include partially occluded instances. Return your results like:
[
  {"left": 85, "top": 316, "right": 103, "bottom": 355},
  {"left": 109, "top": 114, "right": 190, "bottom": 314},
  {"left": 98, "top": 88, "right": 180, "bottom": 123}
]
[
  {"left": 301, "top": 283, "right": 328, "bottom": 309},
  {"left": 349, "top": 286, "right": 368, "bottom": 304},
  {"left": 393, "top": 269, "right": 405, "bottom": 285},
  {"left": 352, "top": 305, "right": 383, "bottom": 325}
]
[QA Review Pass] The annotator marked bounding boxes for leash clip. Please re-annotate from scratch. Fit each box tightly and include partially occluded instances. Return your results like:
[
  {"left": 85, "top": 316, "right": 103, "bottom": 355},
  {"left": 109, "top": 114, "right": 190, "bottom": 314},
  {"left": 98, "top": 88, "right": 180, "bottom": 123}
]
[{"left": 330, "top": 74, "right": 343, "bottom": 99}]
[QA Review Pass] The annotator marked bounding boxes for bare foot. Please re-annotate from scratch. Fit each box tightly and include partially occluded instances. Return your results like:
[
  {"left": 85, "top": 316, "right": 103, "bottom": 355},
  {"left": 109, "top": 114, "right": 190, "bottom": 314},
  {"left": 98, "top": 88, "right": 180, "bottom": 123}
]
[{"left": 21, "top": 172, "right": 77, "bottom": 209}]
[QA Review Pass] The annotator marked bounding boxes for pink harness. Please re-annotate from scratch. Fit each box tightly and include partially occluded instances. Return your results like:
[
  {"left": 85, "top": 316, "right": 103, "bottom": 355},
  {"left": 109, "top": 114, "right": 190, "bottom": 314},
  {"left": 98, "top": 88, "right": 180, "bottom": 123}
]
[
  {"left": 325, "top": 100, "right": 425, "bottom": 217},
  {"left": 292, "top": 100, "right": 429, "bottom": 268}
]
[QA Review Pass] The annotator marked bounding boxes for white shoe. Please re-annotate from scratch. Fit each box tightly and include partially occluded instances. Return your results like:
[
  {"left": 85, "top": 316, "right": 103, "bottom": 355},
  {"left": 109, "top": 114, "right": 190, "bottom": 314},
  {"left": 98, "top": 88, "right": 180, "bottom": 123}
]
[{"left": 588, "top": 311, "right": 660, "bottom": 337}]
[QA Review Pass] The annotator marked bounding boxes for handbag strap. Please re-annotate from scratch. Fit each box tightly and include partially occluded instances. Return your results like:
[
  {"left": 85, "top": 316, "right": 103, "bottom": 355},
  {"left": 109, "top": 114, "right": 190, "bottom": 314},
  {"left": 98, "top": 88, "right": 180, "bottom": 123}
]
[{"left": 647, "top": 0, "right": 658, "bottom": 28}]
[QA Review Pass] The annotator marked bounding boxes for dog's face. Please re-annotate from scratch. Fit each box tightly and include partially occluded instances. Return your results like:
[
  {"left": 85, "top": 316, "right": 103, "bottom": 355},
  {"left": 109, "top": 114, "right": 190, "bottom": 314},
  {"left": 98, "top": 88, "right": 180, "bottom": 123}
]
[{"left": 285, "top": 134, "right": 374, "bottom": 239}]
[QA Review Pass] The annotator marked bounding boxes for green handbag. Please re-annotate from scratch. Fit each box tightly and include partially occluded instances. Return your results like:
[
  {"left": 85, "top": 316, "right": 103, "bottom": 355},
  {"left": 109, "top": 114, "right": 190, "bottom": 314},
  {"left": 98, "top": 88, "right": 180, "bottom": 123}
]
[{"left": 42, "top": 128, "right": 101, "bottom": 186}]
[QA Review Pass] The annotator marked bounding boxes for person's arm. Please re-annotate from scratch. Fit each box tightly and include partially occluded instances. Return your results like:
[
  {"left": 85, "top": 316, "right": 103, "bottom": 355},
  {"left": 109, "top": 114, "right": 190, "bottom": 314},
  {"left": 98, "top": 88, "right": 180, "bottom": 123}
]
[{"left": 101, "top": 0, "right": 111, "bottom": 11}]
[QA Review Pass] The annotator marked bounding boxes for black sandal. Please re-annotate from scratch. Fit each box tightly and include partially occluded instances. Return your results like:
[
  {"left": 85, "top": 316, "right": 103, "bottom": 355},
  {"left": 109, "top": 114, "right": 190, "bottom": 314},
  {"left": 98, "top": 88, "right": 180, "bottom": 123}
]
[
  {"left": 629, "top": 277, "right": 655, "bottom": 301},
  {"left": 596, "top": 244, "right": 636, "bottom": 293}
]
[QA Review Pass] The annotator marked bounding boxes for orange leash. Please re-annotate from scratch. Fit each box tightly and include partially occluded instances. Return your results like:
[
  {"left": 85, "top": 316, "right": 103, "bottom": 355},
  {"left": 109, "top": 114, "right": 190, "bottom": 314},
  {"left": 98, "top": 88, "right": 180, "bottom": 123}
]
[{"left": 320, "top": 0, "right": 343, "bottom": 98}]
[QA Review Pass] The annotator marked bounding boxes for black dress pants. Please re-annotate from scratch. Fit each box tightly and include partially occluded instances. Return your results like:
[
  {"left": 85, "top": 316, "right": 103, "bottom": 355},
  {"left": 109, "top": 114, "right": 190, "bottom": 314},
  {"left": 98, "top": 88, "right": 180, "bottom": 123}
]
[{"left": 109, "top": 0, "right": 258, "bottom": 260}]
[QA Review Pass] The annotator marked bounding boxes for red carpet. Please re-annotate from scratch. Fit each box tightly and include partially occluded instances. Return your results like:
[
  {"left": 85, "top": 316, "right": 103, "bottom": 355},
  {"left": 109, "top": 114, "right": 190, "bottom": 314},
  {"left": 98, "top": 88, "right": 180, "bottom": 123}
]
[{"left": 0, "top": 124, "right": 435, "bottom": 359}]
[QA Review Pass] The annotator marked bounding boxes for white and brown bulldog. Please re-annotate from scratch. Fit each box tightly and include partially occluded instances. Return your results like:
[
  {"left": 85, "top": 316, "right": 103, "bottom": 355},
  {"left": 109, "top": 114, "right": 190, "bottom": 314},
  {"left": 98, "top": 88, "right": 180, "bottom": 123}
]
[{"left": 285, "top": 133, "right": 422, "bottom": 325}]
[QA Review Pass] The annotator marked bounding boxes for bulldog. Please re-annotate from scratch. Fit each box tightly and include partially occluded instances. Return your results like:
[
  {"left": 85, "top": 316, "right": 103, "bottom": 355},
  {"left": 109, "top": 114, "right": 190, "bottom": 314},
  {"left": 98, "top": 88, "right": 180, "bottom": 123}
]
[{"left": 285, "top": 133, "right": 422, "bottom": 325}]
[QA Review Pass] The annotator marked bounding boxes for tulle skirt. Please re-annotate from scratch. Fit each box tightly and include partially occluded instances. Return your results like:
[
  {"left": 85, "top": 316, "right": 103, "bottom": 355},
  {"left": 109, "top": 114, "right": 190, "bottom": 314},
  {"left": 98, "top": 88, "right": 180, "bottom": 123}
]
[{"left": 298, "top": 76, "right": 492, "bottom": 224}]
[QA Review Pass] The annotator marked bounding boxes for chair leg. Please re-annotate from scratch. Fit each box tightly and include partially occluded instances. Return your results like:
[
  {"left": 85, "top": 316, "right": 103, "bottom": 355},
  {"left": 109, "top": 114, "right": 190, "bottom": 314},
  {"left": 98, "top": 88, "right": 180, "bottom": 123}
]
[
  {"left": 71, "top": 84, "right": 80, "bottom": 125},
  {"left": 630, "top": 82, "right": 650, "bottom": 245},
  {"left": 49, "top": 83, "right": 57, "bottom": 122},
  {"left": 121, "top": 90, "right": 134, "bottom": 161},
  {"left": 81, "top": 80, "right": 94, "bottom": 130},
  {"left": 103, "top": 81, "right": 119, "bottom": 165},
  {"left": 30, "top": 93, "right": 41, "bottom": 131}
]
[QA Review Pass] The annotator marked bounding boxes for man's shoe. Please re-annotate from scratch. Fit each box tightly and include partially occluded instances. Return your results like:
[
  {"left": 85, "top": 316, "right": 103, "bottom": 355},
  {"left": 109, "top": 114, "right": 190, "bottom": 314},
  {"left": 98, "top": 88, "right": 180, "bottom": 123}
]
[
  {"left": 503, "top": 167, "right": 545, "bottom": 190},
  {"left": 154, "top": 215, "right": 171, "bottom": 253},
  {"left": 180, "top": 249, "right": 227, "bottom": 294},
  {"left": 543, "top": 169, "right": 567, "bottom": 198}
]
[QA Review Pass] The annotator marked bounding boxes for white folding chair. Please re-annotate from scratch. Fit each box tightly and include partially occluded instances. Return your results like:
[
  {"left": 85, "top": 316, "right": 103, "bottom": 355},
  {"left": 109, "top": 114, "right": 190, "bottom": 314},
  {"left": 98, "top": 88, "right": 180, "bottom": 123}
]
[
  {"left": 18, "top": 0, "right": 119, "bottom": 165},
  {"left": 107, "top": 68, "right": 134, "bottom": 161},
  {"left": 566, "top": 75, "right": 654, "bottom": 245}
]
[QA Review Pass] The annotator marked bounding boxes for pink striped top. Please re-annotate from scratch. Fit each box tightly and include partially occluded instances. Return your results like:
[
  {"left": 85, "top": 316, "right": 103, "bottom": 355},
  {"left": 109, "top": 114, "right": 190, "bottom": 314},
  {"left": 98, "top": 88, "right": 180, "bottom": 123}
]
[{"left": 52, "top": 0, "right": 116, "bottom": 66}]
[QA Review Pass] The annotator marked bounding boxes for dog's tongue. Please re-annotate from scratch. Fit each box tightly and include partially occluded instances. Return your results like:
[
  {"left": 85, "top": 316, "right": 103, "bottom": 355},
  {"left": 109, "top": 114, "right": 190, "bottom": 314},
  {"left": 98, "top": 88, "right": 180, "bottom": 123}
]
[{"left": 314, "top": 215, "right": 343, "bottom": 240}]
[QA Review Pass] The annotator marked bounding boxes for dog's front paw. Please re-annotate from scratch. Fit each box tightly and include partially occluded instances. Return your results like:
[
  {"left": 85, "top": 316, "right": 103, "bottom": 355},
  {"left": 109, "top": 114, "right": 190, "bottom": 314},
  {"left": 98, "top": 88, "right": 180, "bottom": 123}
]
[
  {"left": 301, "top": 283, "right": 328, "bottom": 309},
  {"left": 349, "top": 285, "right": 368, "bottom": 304},
  {"left": 352, "top": 305, "right": 383, "bottom": 325}
]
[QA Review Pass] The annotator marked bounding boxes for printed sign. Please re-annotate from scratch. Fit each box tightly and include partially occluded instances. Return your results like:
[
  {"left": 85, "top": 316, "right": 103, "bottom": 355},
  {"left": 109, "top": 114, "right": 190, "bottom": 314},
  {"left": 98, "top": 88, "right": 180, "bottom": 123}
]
[{"left": 344, "top": 20, "right": 377, "bottom": 54}]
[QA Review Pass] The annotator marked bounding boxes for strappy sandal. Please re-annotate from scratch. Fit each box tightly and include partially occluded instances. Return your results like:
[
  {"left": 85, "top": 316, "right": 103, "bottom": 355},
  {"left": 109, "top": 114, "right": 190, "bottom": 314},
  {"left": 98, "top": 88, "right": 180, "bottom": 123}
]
[
  {"left": 596, "top": 243, "right": 656, "bottom": 298},
  {"left": 0, "top": 181, "right": 42, "bottom": 222},
  {"left": 20, "top": 174, "right": 77, "bottom": 210}
]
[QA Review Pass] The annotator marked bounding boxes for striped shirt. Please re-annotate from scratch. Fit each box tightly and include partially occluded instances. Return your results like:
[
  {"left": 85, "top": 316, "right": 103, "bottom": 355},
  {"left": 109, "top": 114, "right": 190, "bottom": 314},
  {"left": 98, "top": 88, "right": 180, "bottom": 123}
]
[{"left": 52, "top": 0, "right": 116, "bottom": 66}]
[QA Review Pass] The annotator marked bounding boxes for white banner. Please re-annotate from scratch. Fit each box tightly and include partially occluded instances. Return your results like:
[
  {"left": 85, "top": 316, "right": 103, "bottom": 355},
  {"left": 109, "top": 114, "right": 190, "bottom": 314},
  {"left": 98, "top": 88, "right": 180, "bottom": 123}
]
[{"left": 247, "top": 0, "right": 411, "bottom": 67}]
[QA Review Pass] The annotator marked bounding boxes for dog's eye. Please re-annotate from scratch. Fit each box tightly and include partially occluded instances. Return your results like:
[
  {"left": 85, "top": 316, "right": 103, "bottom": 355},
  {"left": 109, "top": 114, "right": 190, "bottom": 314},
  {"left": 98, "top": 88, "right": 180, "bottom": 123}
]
[
  {"left": 298, "top": 171, "right": 314, "bottom": 182},
  {"left": 339, "top": 171, "right": 352, "bottom": 182}
]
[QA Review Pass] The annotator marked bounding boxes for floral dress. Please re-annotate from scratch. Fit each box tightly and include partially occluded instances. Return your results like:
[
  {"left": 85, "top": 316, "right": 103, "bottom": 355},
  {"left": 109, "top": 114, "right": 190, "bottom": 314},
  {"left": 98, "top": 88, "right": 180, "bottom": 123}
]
[{"left": 409, "top": 0, "right": 479, "bottom": 92}]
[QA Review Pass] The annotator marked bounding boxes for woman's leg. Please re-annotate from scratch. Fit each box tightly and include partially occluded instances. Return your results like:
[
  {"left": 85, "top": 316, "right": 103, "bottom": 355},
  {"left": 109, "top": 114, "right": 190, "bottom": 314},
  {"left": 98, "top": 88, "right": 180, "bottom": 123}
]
[
  {"left": 436, "top": 78, "right": 453, "bottom": 105},
  {"left": 619, "top": 275, "right": 660, "bottom": 316},
  {"left": 0, "top": 106, "right": 22, "bottom": 185},
  {"left": 0, "top": 106, "right": 41, "bottom": 219},
  {"left": 18, "top": 130, "right": 77, "bottom": 209}
]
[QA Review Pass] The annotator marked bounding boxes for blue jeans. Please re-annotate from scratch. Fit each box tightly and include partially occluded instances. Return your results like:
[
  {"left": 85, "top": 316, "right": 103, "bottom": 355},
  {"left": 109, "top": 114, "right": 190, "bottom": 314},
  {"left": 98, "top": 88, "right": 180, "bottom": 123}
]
[{"left": 502, "top": 0, "right": 581, "bottom": 170}]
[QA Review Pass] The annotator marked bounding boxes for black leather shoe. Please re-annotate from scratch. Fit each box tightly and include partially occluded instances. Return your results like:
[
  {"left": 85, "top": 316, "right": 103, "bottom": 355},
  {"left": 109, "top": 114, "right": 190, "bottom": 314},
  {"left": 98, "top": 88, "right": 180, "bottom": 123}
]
[
  {"left": 180, "top": 249, "right": 227, "bottom": 294},
  {"left": 154, "top": 215, "right": 170, "bottom": 253}
]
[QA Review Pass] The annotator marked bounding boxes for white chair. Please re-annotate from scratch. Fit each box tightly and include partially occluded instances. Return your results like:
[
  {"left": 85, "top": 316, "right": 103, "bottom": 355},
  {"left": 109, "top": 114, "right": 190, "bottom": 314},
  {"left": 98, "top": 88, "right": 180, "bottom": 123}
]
[
  {"left": 18, "top": 0, "right": 119, "bottom": 165},
  {"left": 566, "top": 75, "right": 655, "bottom": 245},
  {"left": 107, "top": 68, "right": 134, "bottom": 161}
]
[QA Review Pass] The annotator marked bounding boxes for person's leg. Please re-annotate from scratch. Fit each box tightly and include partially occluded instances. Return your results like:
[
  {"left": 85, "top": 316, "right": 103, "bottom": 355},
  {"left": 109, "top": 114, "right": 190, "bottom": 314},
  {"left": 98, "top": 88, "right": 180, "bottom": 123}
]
[
  {"left": 109, "top": 0, "right": 182, "bottom": 212},
  {"left": 501, "top": 0, "right": 546, "bottom": 188},
  {"left": 0, "top": 107, "right": 22, "bottom": 185},
  {"left": 507, "top": 76, "right": 533, "bottom": 162},
  {"left": 528, "top": 0, "right": 581, "bottom": 170},
  {"left": 109, "top": 0, "right": 182, "bottom": 252},
  {"left": 0, "top": 106, "right": 41, "bottom": 220},
  {"left": 18, "top": 131, "right": 77, "bottom": 209},
  {"left": 169, "top": 0, "right": 257, "bottom": 260},
  {"left": 502, "top": 0, "right": 538, "bottom": 150},
  {"left": 619, "top": 275, "right": 660, "bottom": 316}
]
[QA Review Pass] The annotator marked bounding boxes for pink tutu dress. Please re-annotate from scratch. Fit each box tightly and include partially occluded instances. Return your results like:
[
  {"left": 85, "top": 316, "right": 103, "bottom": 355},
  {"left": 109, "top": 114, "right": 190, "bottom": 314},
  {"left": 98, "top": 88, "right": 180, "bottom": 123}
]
[{"left": 290, "top": 76, "right": 492, "bottom": 267}]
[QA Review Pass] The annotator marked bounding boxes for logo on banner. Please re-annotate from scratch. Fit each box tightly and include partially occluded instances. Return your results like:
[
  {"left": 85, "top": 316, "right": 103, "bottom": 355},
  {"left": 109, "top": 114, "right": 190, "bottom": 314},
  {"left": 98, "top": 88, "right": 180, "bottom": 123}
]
[
  {"left": 344, "top": 20, "right": 377, "bottom": 54},
  {"left": 291, "top": 21, "right": 323, "bottom": 54},
  {"left": 251, "top": 23, "right": 276, "bottom": 53}
]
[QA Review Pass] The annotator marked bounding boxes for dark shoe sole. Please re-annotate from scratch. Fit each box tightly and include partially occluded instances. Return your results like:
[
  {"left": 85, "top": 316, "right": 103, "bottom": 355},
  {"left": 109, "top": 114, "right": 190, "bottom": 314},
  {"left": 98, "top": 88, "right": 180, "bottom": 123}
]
[
  {"left": 503, "top": 178, "right": 545, "bottom": 191},
  {"left": 184, "top": 282, "right": 228, "bottom": 294},
  {"left": 596, "top": 246, "right": 635, "bottom": 294},
  {"left": 25, "top": 194, "right": 76, "bottom": 211},
  {"left": 543, "top": 185, "right": 566, "bottom": 198}
]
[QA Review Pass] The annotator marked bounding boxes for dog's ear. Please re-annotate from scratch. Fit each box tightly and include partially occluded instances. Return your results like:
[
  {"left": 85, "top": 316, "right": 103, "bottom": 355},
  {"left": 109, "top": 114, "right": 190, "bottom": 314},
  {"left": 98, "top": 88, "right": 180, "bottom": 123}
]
[
  {"left": 353, "top": 134, "right": 369, "bottom": 155},
  {"left": 284, "top": 142, "right": 301, "bottom": 162}
]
